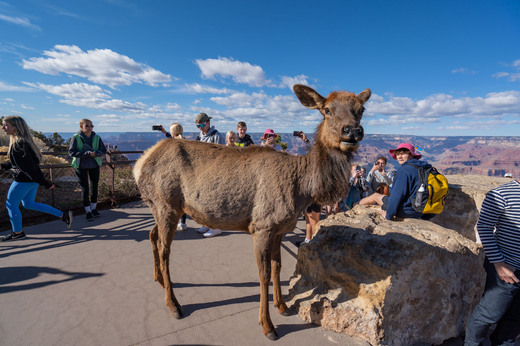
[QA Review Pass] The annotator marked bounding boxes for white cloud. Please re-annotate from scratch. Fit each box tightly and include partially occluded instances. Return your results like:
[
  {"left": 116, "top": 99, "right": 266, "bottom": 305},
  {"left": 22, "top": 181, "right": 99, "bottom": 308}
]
[
  {"left": 195, "top": 57, "right": 270, "bottom": 87},
  {"left": 22, "top": 45, "right": 172, "bottom": 88},
  {"left": 0, "top": 80, "right": 33, "bottom": 91},
  {"left": 451, "top": 67, "right": 476, "bottom": 75},
  {"left": 0, "top": 13, "right": 40, "bottom": 31},
  {"left": 184, "top": 83, "right": 234, "bottom": 94},
  {"left": 279, "top": 74, "right": 310, "bottom": 89}
]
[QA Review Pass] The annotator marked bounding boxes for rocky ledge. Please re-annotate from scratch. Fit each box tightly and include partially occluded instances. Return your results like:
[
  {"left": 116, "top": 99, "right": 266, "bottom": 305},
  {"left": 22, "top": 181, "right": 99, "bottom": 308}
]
[{"left": 286, "top": 175, "right": 514, "bottom": 345}]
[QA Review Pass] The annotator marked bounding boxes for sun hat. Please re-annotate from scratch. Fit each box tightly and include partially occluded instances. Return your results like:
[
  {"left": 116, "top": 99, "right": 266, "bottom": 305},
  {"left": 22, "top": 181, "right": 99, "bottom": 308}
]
[
  {"left": 389, "top": 143, "right": 422, "bottom": 160},
  {"left": 195, "top": 112, "right": 211, "bottom": 123},
  {"left": 261, "top": 129, "right": 277, "bottom": 140}
]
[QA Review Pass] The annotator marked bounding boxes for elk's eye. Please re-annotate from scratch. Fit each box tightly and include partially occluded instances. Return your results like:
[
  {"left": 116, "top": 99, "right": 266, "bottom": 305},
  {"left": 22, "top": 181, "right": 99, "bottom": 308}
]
[{"left": 324, "top": 107, "right": 331, "bottom": 115}]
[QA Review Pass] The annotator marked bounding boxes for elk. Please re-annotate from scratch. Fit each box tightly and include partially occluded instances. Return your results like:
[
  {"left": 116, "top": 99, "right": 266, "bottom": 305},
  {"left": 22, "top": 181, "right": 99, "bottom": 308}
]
[{"left": 133, "top": 84, "right": 370, "bottom": 340}]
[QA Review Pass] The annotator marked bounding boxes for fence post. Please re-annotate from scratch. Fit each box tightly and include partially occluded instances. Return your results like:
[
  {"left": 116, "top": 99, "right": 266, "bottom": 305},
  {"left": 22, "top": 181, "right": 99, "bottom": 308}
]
[
  {"left": 106, "top": 150, "right": 118, "bottom": 207},
  {"left": 49, "top": 167, "right": 56, "bottom": 207}
]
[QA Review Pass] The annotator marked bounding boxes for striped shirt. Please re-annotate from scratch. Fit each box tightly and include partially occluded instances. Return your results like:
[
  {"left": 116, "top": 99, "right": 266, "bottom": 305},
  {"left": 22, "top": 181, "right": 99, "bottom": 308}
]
[{"left": 476, "top": 180, "right": 520, "bottom": 270}]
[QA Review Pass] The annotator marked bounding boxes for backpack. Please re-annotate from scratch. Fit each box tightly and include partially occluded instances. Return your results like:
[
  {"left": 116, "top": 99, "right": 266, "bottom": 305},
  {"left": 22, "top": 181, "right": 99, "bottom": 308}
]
[{"left": 407, "top": 163, "right": 449, "bottom": 214}]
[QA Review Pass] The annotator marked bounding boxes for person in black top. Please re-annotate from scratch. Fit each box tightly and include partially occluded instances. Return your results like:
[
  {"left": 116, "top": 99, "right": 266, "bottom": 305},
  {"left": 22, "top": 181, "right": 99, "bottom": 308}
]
[
  {"left": 1, "top": 116, "right": 73, "bottom": 241},
  {"left": 235, "top": 121, "right": 254, "bottom": 147}
]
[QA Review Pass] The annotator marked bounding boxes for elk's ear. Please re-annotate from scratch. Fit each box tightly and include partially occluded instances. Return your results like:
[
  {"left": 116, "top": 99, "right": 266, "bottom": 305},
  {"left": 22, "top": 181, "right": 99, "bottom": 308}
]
[
  {"left": 357, "top": 88, "right": 371, "bottom": 105},
  {"left": 293, "top": 84, "right": 326, "bottom": 109}
]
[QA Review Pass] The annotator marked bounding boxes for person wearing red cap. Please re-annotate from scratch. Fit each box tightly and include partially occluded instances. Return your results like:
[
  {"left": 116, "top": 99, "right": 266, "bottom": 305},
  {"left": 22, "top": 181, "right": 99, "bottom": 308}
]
[{"left": 359, "top": 143, "right": 434, "bottom": 220}]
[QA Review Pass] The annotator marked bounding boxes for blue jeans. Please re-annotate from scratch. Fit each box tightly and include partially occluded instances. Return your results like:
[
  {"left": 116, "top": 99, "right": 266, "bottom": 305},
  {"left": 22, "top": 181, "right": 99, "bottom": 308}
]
[
  {"left": 6, "top": 181, "right": 62, "bottom": 233},
  {"left": 465, "top": 258, "right": 520, "bottom": 346}
]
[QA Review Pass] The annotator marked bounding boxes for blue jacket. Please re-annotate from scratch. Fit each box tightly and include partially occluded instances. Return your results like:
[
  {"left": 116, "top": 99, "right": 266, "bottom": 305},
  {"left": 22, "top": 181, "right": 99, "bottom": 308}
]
[{"left": 385, "top": 158, "right": 431, "bottom": 220}]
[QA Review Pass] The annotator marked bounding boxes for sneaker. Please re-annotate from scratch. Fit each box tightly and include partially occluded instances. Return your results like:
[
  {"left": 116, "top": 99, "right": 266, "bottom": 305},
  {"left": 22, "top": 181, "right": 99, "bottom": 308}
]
[
  {"left": 296, "top": 238, "right": 311, "bottom": 248},
  {"left": 86, "top": 212, "right": 94, "bottom": 221},
  {"left": 177, "top": 222, "right": 187, "bottom": 231},
  {"left": 1, "top": 231, "right": 27, "bottom": 241},
  {"left": 61, "top": 210, "right": 73, "bottom": 228},
  {"left": 203, "top": 229, "right": 222, "bottom": 238},
  {"left": 91, "top": 209, "right": 100, "bottom": 217},
  {"left": 197, "top": 226, "right": 209, "bottom": 234}
]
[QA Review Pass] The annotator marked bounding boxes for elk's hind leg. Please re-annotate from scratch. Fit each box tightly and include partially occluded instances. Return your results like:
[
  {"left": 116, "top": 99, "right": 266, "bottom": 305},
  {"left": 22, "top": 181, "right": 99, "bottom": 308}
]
[
  {"left": 272, "top": 234, "right": 290, "bottom": 316},
  {"left": 156, "top": 207, "right": 184, "bottom": 319},
  {"left": 253, "top": 230, "right": 278, "bottom": 340}
]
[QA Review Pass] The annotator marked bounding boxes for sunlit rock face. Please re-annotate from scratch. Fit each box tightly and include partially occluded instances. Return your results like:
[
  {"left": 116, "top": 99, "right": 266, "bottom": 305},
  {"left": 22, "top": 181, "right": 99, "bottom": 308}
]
[{"left": 286, "top": 175, "right": 509, "bottom": 345}]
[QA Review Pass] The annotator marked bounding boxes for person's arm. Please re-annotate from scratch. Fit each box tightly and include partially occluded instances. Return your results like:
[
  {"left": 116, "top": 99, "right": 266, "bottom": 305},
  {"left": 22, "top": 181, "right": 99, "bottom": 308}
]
[
  {"left": 384, "top": 168, "right": 409, "bottom": 220},
  {"left": 68, "top": 135, "right": 87, "bottom": 158},
  {"left": 477, "top": 190, "right": 507, "bottom": 263},
  {"left": 1, "top": 161, "right": 12, "bottom": 171},
  {"left": 366, "top": 170, "right": 375, "bottom": 183},
  {"left": 12, "top": 141, "right": 52, "bottom": 188},
  {"left": 96, "top": 136, "right": 107, "bottom": 157}
]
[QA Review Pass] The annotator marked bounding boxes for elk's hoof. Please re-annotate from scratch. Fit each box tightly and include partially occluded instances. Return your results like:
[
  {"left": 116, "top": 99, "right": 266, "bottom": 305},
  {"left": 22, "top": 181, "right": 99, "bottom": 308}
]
[
  {"left": 281, "top": 309, "right": 291, "bottom": 316},
  {"left": 265, "top": 330, "right": 279, "bottom": 341},
  {"left": 172, "top": 307, "right": 184, "bottom": 319}
]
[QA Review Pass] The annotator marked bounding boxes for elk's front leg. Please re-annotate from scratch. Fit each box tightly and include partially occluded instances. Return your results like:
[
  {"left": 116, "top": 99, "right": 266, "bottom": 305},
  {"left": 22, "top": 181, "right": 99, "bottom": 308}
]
[
  {"left": 271, "top": 234, "right": 290, "bottom": 316},
  {"left": 253, "top": 230, "right": 278, "bottom": 340}
]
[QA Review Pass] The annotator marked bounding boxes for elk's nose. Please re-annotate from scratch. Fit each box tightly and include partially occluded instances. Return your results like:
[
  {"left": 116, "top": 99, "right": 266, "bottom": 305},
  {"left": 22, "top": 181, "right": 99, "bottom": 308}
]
[
  {"left": 354, "top": 126, "right": 364, "bottom": 141},
  {"left": 343, "top": 126, "right": 364, "bottom": 142}
]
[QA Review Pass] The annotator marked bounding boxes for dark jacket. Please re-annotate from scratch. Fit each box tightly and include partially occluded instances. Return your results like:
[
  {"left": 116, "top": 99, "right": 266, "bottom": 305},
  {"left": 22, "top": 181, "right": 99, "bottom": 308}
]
[
  {"left": 385, "top": 158, "right": 432, "bottom": 220},
  {"left": 235, "top": 134, "right": 255, "bottom": 147},
  {"left": 0, "top": 139, "right": 52, "bottom": 188},
  {"left": 68, "top": 131, "right": 107, "bottom": 169}
]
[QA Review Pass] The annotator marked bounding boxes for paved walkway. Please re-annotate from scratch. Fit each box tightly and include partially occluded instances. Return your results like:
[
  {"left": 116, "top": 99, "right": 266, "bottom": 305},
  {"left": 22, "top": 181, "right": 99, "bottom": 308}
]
[{"left": 0, "top": 202, "right": 370, "bottom": 346}]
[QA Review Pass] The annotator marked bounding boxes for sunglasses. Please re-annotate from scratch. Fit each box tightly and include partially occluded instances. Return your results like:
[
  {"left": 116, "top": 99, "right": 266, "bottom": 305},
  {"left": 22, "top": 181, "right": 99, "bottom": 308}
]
[
  {"left": 84, "top": 124, "right": 94, "bottom": 128},
  {"left": 266, "top": 134, "right": 275, "bottom": 138},
  {"left": 196, "top": 122, "right": 207, "bottom": 129}
]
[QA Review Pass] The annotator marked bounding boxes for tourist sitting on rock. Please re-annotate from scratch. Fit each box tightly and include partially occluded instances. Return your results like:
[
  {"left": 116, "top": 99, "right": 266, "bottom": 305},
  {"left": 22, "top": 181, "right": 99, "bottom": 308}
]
[
  {"left": 359, "top": 143, "right": 434, "bottom": 221},
  {"left": 345, "top": 164, "right": 369, "bottom": 209},
  {"left": 366, "top": 155, "right": 394, "bottom": 194}
]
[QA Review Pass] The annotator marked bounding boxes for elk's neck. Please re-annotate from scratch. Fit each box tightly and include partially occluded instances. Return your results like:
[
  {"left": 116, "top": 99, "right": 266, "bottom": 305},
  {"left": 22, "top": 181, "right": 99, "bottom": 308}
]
[{"left": 299, "top": 142, "right": 353, "bottom": 205}]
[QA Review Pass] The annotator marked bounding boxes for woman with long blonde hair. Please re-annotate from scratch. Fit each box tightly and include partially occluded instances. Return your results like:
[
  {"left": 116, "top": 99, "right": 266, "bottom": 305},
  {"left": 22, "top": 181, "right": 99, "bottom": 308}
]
[{"left": 0, "top": 116, "right": 73, "bottom": 241}]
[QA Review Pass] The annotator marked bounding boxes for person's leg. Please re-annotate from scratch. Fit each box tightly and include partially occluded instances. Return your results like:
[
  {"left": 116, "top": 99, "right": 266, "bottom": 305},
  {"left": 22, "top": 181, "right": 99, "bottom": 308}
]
[
  {"left": 88, "top": 166, "right": 100, "bottom": 210},
  {"left": 490, "top": 268, "right": 520, "bottom": 345},
  {"left": 465, "top": 259, "right": 520, "bottom": 346},
  {"left": 308, "top": 209, "right": 320, "bottom": 238},
  {"left": 75, "top": 168, "right": 91, "bottom": 209},
  {"left": 5, "top": 181, "right": 30, "bottom": 233},
  {"left": 359, "top": 192, "right": 385, "bottom": 206},
  {"left": 20, "top": 182, "right": 62, "bottom": 218}
]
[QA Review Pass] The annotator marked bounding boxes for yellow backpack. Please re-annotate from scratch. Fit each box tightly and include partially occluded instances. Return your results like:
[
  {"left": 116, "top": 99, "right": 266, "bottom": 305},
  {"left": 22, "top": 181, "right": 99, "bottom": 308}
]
[{"left": 408, "top": 164, "right": 449, "bottom": 214}]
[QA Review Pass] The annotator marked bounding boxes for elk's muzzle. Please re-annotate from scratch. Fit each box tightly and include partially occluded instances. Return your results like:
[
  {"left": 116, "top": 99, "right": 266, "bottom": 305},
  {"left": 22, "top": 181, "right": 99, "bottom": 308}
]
[{"left": 339, "top": 126, "right": 364, "bottom": 151}]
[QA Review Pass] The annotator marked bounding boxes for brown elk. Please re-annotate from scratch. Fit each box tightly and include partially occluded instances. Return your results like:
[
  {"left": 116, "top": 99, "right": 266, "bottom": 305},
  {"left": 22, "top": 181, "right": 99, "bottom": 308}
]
[{"left": 133, "top": 84, "right": 370, "bottom": 340}]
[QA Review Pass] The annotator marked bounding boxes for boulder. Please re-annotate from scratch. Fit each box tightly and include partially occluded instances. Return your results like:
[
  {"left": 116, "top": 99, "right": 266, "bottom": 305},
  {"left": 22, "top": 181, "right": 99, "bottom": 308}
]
[
  {"left": 431, "top": 175, "right": 510, "bottom": 241},
  {"left": 287, "top": 206, "right": 485, "bottom": 345}
]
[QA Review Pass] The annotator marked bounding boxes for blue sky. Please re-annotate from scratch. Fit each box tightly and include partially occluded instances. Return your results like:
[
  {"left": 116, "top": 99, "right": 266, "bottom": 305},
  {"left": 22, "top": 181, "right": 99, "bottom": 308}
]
[{"left": 1, "top": 0, "right": 519, "bottom": 136}]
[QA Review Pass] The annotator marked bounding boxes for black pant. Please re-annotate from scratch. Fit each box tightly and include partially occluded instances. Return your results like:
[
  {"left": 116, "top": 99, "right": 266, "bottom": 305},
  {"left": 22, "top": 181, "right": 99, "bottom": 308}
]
[{"left": 75, "top": 167, "right": 100, "bottom": 207}]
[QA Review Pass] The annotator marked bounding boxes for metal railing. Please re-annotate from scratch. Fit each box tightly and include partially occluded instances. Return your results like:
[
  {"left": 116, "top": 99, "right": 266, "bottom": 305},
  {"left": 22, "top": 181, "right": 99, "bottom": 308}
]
[{"left": 0, "top": 150, "right": 143, "bottom": 231}]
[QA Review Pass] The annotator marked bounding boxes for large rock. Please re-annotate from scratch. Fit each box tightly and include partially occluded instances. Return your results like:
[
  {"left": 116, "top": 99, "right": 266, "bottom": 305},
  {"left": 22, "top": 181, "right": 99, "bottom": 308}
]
[
  {"left": 431, "top": 175, "right": 510, "bottom": 241},
  {"left": 287, "top": 206, "right": 485, "bottom": 345}
]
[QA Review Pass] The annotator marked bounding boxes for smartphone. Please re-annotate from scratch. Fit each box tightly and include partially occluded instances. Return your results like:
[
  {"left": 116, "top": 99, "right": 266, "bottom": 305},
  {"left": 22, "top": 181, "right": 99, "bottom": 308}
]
[
  {"left": 293, "top": 131, "right": 302, "bottom": 136},
  {"left": 152, "top": 125, "right": 162, "bottom": 131},
  {"left": 356, "top": 166, "right": 361, "bottom": 171}
]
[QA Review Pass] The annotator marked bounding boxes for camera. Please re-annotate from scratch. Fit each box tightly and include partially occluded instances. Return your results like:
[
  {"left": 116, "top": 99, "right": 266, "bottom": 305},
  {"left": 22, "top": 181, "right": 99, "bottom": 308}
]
[
  {"left": 152, "top": 125, "right": 162, "bottom": 131},
  {"left": 293, "top": 131, "right": 302, "bottom": 137},
  {"left": 356, "top": 166, "right": 361, "bottom": 171}
]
